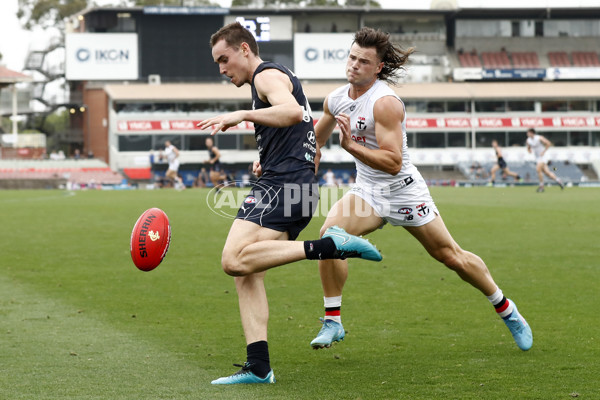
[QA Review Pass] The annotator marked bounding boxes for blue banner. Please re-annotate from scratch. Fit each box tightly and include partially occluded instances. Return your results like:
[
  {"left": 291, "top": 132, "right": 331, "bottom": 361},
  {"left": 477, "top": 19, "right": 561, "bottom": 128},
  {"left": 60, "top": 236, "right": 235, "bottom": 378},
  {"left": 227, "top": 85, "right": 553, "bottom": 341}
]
[{"left": 482, "top": 69, "right": 546, "bottom": 80}]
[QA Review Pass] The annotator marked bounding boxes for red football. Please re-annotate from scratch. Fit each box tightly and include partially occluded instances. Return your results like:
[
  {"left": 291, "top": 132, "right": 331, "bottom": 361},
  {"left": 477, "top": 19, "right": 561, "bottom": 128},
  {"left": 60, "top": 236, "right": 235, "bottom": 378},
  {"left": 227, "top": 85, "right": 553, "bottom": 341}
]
[{"left": 130, "top": 208, "right": 171, "bottom": 271}]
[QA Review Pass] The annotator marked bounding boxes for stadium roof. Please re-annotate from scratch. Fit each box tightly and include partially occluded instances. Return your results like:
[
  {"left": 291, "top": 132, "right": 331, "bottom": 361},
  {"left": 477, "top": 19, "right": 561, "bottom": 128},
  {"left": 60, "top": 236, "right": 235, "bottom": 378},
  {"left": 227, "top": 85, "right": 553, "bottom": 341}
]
[{"left": 104, "top": 81, "right": 600, "bottom": 102}]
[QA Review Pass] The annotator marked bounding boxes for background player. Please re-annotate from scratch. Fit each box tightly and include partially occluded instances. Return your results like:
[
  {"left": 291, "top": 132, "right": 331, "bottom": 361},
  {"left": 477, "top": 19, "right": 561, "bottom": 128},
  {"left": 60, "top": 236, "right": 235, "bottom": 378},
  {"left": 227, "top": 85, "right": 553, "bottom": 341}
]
[
  {"left": 526, "top": 128, "right": 564, "bottom": 192},
  {"left": 205, "top": 137, "right": 226, "bottom": 189},
  {"left": 489, "top": 139, "right": 520, "bottom": 185},
  {"left": 163, "top": 140, "right": 184, "bottom": 189}
]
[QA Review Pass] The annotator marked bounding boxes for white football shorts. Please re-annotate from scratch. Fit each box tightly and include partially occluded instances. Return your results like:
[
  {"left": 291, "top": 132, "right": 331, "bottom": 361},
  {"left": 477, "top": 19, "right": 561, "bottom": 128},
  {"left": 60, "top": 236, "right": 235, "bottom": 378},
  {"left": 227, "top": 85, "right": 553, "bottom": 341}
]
[{"left": 347, "top": 173, "right": 439, "bottom": 227}]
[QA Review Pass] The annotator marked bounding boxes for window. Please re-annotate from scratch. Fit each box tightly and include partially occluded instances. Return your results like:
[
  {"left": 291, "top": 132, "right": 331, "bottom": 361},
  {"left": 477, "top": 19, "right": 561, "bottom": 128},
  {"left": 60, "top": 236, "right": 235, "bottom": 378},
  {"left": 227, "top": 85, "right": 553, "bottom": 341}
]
[
  {"left": 404, "top": 101, "right": 427, "bottom": 113},
  {"left": 507, "top": 101, "right": 535, "bottom": 112},
  {"left": 508, "top": 131, "right": 527, "bottom": 147},
  {"left": 448, "top": 132, "right": 467, "bottom": 147},
  {"left": 242, "top": 135, "right": 258, "bottom": 150},
  {"left": 543, "top": 131, "right": 567, "bottom": 147},
  {"left": 416, "top": 132, "right": 445, "bottom": 148},
  {"left": 476, "top": 132, "right": 505, "bottom": 148},
  {"left": 475, "top": 101, "right": 506, "bottom": 112},
  {"left": 569, "top": 131, "right": 589, "bottom": 146},
  {"left": 217, "top": 134, "right": 238, "bottom": 150},
  {"left": 592, "top": 131, "right": 600, "bottom": 147},
  {"left": 541, "top": 101, "right": 567, "bottom": 112},
  {"left": 568, "top": 100, "right": 590, "bottom": 111},
  {"left": 188, "top": 134, "right": 210, "bottom": 150},
  {"left": 119, "top": 135, "right": 152, "bottom": 151},
  {"left": 426, "top": 101, "right": 445, "bottom": 113},
  {"left": 446, "top": 101, "right": 468, "bottom": 113}
]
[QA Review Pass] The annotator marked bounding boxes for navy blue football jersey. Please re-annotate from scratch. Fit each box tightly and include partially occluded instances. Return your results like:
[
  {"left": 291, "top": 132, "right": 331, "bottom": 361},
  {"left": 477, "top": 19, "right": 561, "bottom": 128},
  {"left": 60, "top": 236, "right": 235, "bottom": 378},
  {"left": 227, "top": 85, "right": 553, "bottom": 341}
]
[{"left": 250, "top": 62, "right": 317, "bottom": 185}]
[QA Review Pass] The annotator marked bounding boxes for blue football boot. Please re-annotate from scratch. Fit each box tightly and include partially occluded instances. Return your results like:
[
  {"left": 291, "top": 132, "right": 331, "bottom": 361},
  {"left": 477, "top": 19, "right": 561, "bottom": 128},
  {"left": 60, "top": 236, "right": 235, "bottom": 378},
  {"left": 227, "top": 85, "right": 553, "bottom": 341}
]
[
  {"left": 503, "top": 300, "right": 533, "bottom": 351},
  {"left": 310, "top": 318, "right": 346, "bottom": 349},
  {"left": 211, "top": 362, "right": 275, "bottom": 384},
  {"left": 322, "top": 226, "right": 382, "bottom": 261}
]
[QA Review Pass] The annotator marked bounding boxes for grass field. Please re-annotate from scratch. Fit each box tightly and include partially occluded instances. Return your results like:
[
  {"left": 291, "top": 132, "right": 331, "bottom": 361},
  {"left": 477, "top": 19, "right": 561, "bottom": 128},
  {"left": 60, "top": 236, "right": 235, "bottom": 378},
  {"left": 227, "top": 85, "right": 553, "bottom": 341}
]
[{"left": 0, "top": 186, "right": 598, "bottom": 399}]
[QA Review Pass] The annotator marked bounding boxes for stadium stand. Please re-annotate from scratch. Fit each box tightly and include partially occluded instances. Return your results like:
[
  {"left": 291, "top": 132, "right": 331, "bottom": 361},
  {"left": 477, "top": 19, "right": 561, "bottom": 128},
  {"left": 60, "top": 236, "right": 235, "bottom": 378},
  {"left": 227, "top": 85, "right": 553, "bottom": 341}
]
[
  {"left": 0, "top": 159, "right": 124, "bottom": 189},
  {"left": 571, "top": 51, "right": 600, "bottom": 67},
  {"left": 458, "top": 51, "right": 482, "bottom": 67},
  {"left": 481, "top": 51, "right": 512, "bottom": 69},
  {"left": 511, "top": 52, "right": 540, "bottom": 68},
  {"left": 548, "top": 51, "right": 571, "bottom": 67}
]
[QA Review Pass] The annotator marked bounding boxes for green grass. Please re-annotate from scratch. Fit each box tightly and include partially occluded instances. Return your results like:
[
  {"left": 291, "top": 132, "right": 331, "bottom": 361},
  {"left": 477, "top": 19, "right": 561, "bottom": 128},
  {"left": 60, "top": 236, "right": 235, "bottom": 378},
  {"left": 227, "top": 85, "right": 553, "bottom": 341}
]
[{"left": 0, "top": 187, "right": 598, "bottom": 399}]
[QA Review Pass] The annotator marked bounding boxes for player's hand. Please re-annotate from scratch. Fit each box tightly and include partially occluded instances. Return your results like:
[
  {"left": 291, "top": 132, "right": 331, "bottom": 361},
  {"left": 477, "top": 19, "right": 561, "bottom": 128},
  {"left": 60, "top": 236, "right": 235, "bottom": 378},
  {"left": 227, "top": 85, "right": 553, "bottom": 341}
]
[
  {"left": 335, "top": 113, "right": 352, "bottom": 150},
  {"left": 252, "top": 160, "right": 262, "bottom": 177},
  {"left": 197, "top": 111, "right": 246, "bottom": 135}
]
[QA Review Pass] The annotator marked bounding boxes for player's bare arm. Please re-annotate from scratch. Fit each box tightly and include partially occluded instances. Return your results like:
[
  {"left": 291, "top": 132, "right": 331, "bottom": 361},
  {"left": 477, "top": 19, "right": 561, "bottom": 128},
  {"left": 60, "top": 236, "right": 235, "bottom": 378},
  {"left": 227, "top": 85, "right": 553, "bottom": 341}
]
[
  {"left": 252, "top": 68, "right": 304, "bottom": 127},
  {"left": 197, "top": 69, "right": 303, "bottom": 135},
  {"left": 540, "top": 135, "right": 552, "bottom": 155},
  {"left": 337, "top": 96, "right": 403, "bottom": 175},
  {"left": 314, "top": 96, "right": 337, "bottom": 148}
]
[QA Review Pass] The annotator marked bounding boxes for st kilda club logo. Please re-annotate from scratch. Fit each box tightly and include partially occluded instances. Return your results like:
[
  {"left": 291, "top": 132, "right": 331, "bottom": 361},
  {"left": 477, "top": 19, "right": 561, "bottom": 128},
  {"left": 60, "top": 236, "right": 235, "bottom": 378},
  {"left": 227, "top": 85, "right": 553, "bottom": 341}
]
[{"left": 356, "top": 116, "right": 367, "bottom": 130}]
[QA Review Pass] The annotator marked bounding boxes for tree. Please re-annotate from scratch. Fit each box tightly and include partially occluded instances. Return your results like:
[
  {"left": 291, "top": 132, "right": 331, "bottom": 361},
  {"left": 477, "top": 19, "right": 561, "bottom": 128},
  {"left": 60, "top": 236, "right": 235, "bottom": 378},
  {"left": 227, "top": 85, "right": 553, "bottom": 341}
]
[
  {"left": 133, "top": 0, "right": 219, "bottom": 5},
  {"left": 17, "top": 0, "right": 88, "bottom": 31},
  {"left": 345, "top": 0, "right": 381, "bottom": 7}
]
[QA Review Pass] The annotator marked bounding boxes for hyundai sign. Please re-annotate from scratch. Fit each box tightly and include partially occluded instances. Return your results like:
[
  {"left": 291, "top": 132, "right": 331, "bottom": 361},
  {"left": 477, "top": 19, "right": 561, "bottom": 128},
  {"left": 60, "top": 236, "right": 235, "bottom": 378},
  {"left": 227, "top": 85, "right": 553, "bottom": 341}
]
[
  {"left": 66, "top": 33, "right": 139, "bottom": 80},
  {"left": 294, "top": 33, "right": 353, "bottom": 79}
]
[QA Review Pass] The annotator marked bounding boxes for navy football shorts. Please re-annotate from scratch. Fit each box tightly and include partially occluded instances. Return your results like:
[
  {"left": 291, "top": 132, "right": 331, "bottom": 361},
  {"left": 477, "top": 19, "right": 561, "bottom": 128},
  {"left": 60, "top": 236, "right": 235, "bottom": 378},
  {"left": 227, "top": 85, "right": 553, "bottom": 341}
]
[{"left": 236, "top": 182, "right": 319, "bottom": 240}]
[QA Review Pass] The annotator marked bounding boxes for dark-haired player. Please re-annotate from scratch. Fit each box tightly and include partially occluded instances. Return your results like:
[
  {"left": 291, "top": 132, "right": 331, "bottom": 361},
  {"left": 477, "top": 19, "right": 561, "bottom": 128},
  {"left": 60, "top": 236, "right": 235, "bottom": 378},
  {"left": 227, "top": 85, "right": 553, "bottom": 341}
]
[
  {"left": 310, "top": 27, "right": 532, "bottom": 354},
  {"left": 198, "top": 22, "right": 382, "bottom": 385}
]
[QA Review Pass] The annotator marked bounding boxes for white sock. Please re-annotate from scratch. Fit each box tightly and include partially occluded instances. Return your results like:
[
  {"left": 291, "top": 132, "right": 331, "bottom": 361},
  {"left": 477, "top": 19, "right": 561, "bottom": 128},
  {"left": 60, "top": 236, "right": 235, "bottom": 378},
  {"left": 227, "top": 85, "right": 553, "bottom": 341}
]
[{"left": 323, "top": 296, "right": 342, "bottom": 324}]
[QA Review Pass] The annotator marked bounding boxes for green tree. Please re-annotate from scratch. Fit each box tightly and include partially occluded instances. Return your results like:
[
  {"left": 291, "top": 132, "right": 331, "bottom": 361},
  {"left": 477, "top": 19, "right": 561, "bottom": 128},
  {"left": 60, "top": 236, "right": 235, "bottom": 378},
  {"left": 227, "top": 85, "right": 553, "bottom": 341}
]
[
  {"left": 345, "top": 0, "right": 381, "bottom": 7},
  {"left": 133, "top": 0, "right": 219, "bottom": 5},
  {"left": 307, "top": 0, "right": 341, "bottom": 5},
  {"left": 17, "top": 0, "right": 88, "bottom": 30}
]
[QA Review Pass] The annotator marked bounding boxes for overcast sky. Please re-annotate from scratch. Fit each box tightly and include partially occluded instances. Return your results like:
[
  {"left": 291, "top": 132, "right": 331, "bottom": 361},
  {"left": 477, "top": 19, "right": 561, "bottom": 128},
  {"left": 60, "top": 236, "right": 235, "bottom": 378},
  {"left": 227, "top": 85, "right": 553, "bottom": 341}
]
[{"left": 2, "top": 0, "right": 599, "bottom": 71}]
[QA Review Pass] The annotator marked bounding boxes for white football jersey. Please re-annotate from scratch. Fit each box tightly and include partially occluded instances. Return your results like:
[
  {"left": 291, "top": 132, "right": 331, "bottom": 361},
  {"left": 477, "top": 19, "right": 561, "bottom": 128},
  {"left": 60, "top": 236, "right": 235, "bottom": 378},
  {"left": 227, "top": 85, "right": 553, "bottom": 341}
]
[
  {"left": 327, "top": 80, "right": 419, "bottom": 188},
  {"left": 526, "top": 134, "right": 545, "bottom": 158}
]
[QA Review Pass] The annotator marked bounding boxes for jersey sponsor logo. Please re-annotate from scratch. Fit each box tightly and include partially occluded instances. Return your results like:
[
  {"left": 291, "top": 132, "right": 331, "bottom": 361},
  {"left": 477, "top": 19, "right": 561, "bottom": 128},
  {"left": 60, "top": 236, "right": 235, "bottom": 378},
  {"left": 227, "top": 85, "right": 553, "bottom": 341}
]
[
  {"left": 304, "top": 152, "right": 314, "bottom": 162},
  {"left": 356, "top": 116, "right": 367, "bottom": 130},
  {"left": 307, "top": 130, "right": 316, "bottom": 144},
  {"left": 417, "top": 203, "right": 429, "bottom": 217},
  {"left": 351, "top": 135, "right": 366, "bottom": 143},
  {"left": 303, "top": 142, "right": 317, "bottom": 153},
  {"left": 398, "top": 207, "right": 412, "bottom": 215}
]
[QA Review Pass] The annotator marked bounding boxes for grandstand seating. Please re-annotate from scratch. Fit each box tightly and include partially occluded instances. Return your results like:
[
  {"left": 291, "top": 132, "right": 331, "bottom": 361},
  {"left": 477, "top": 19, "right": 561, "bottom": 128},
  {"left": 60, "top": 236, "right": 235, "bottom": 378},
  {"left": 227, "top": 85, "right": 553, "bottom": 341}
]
[
  {"left": 511, "top": 52, "right": 540, "bottom": 68},
  {"left": 458, "top": 51, "right": 482, "bottom": 68},
  {"left": 571, "top": 51, "right": 600, "bottom": 67},
  {"left": 0, "top": 160, "right": 124, "bottom": 188},
  {"left": 547, "top": 51, "right": 571, "bottom": 67},
  {"left": 481, "top": 51, "right": 512, "bottom": 69}
]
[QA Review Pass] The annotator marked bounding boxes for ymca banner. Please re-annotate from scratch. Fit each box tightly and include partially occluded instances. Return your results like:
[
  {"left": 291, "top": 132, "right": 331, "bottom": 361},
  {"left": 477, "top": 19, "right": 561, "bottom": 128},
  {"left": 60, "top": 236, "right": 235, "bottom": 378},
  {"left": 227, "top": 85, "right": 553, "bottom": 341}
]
[{"left": 116, "top": 116, "right": 600, "bottom": 133}]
